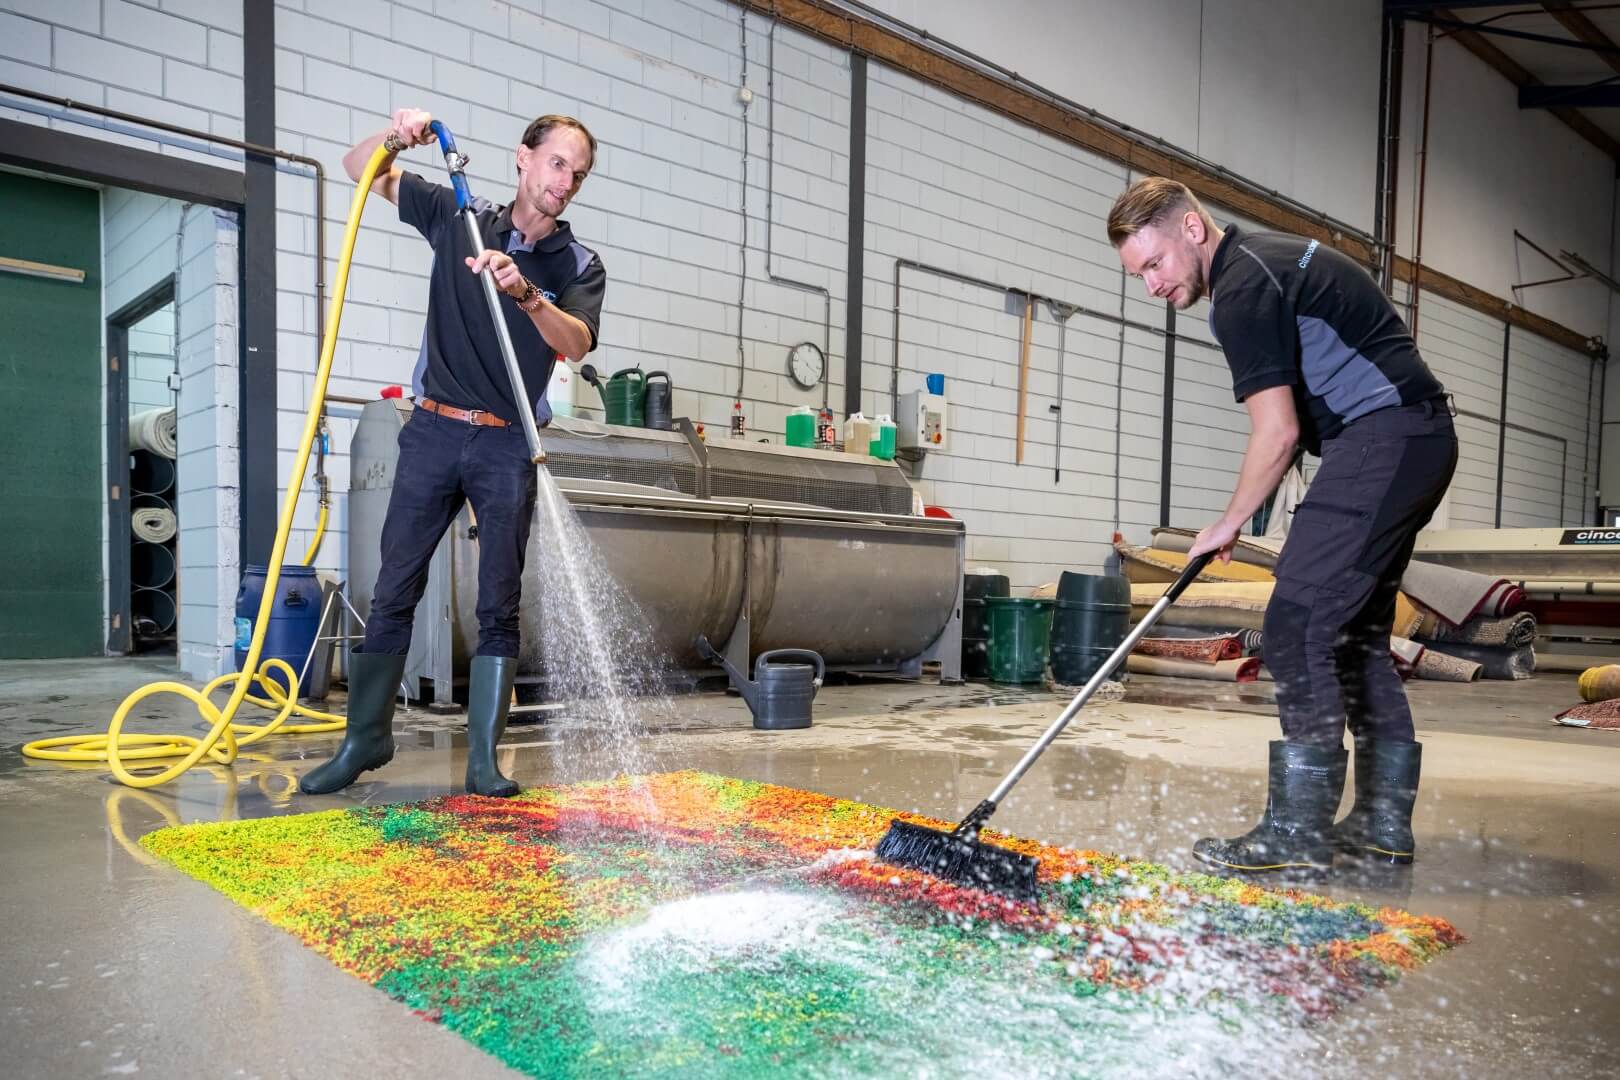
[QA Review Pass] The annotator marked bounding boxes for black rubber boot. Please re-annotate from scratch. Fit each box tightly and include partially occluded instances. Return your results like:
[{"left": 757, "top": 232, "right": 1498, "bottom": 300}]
[
  {"left": 299, "top": 649, "right": 406, "bottom": 794},
  {"left": 1332, "top": 737, "right": 1422, "bottom": 864},
  {"left": 1193, "top": 741, "right": 1348, "bottom": 873},
  {"left": 465, "top": 654, "right": 521, "bottom": 798}
]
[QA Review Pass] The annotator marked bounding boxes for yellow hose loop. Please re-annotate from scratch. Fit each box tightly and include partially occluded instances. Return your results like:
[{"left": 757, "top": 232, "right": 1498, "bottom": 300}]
[
  {"left": 301, "top": 503, "right": 329, "bottom": 566},
  {"left": 20, "top": 144, "right": 392, "bottom": 788}
]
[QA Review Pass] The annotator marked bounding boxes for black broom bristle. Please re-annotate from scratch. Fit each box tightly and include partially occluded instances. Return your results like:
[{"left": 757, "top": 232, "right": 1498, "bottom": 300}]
[{"left": 874, "top": 818, "right": 1040, "bottom": 903}]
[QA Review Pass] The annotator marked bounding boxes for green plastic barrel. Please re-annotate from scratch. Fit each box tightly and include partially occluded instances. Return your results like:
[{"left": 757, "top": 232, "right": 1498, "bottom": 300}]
[
  {"left": 868, "top": 418, "right": 897, "bottom": 460},
  {"left": 985, "top": 597, "right": 1054, "bottom": 684}
]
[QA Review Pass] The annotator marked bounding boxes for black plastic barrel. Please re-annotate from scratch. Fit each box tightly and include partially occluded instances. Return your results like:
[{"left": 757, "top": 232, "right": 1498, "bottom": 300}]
[
  {"left": 962, "top": 573, "right": 1009, "bottom": 679},
  {"left": 1049, "top": 571, "right": 1131, "bottom": 684}
]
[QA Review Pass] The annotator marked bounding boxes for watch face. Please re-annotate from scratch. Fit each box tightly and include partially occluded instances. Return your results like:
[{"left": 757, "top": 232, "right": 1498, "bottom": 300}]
[{"left": 788, "top": 342, "right": 824, "bottom": 389}]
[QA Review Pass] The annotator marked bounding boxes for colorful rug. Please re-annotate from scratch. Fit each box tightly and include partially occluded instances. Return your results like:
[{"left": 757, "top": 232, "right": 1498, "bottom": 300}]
[{"left": 140, "top": 772, "right": 1462, "bottom": 1077}]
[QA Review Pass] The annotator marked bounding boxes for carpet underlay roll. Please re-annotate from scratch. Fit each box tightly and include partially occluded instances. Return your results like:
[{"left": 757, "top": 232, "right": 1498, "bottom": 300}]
[
  {"left": 131, "top": 506, "right": 177, "bottom": 545},
  {"left": 1134, "top": 635, "right": 1243, "bottom": 662},
  {"left": 129, "top": 406, "right": 178, "bottom": 459},
  {"left": 1401, "top": 560, "right": 1524, "bottom": 627},
  {"left": 1126, "top": 654, "right": 1262, "bottom": 682},
  {"left": 1418, "top": 611, "right": 1538, "bottom": 649},
  {"left": 1555, "top": 698, "right": 1620, "bottom": 729},
  {"left": 1414, "top": 650, "right": 1482, "bottom": 682},
  {"left": 1149, "top": 527, "right": 1282, "bottom": 569},
  {"left": 1414, "top": 640, "right": 1535, "bottom": 680}
]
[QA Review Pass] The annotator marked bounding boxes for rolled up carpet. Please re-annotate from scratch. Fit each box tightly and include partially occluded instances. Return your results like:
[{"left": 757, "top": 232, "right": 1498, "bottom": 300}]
[
  {"left": 129, "top": 406, "right": 177, "bottom": 459},
  {"left": 1413, "top": 640, "right": 1535, "bottom": 680},
  {"left": 1149, "top": 527, "right": 1282, "bottom": 569},
  {"left": 1237, "top": 628, "right": 1264, "bottom": 656},
  {"left": 1401, "top": 560, "right": 1525, "bottom": 626},
  {"left": 1420, "top": 611, "right": 1537, "bottom": 649},
  {"left": 1134, "top": 635, "right": 1242, "bottom": 662},
  {"left": 1578, "top": 664, "right": 1620, "bottom": 702},
  {"left": 1126, "top": 654, "right": 1261, "bottom": 682},
  {"left": 1414, "top": 649, "right": 1482, "bottom": 682},
  {"left": 131, "top": 506, "right": 177, "bottom": 545},
  {"left": 1116, "top": 542, "right": 1276, "bottom": 585}
]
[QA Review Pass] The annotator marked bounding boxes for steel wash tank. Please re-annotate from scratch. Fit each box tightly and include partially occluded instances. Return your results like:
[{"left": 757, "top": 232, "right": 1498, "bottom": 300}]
[{"left": 346, "top": 399, "right": 964, "bottom": 703}]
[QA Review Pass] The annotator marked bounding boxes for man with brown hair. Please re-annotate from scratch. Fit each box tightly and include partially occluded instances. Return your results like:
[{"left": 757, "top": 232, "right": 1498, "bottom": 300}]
[
  {"left": 1108, "top": 177, "right": 1457, "bottom": 874},
  {"left": 301, "top": 107, "right": 605, "bottom": 799}
]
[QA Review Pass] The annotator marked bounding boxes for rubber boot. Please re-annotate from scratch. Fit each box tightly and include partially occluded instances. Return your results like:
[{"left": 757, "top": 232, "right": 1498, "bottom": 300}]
[
  {"left": 465, "top": 654, "right": 521, "bottom": 798},
  {"left": 299, "top": 649, "right": 406, "bottom": 794},
  {"left": 1193, "top": 741, "right": 1347, "bottom": 873},
  {"left": 1332, "top": 737, "right": 1422, "bottom": 864}
]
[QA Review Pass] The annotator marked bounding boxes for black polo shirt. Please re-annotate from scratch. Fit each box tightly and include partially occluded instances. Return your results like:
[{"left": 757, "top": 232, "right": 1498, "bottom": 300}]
[
  {"left": 399, "top": 171, "right": 605, "bottom": 426},
  {"left": 1207, "top": 224, "right": 1443, "bottom": 453}
]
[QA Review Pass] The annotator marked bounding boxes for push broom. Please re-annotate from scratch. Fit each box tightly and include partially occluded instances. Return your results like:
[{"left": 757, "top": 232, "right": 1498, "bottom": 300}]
[{"left": 875, "top": 551, "right": 1216, "bottom": 901}]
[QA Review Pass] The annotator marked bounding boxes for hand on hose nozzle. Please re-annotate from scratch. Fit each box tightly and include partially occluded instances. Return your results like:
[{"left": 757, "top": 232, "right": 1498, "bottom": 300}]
[{"left": 386, "top": 108, "right": 435, "bottom": 152}]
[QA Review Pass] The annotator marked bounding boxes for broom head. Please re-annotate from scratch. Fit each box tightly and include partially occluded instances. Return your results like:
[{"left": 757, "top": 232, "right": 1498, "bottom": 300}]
[{"left": 874, "top": 818, "right": 1039, "bottom": 902}]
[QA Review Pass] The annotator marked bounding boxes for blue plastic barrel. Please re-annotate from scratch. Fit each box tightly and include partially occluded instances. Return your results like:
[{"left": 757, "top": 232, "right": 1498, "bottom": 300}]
[{"left": 234, "top": 565, "right": 322, "bottom": 696}]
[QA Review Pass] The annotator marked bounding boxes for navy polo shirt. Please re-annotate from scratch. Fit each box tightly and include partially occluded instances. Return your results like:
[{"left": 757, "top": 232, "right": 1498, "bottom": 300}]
[
  {"left": 1207, "top": 224, "right": 1442, "bottom": 454},
  {"left": 398, "top": 171, "right": 606, "bottom": 426}
]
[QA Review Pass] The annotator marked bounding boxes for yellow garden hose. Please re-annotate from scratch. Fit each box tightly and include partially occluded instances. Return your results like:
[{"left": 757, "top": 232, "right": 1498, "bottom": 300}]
[
  {"left": 22, "top": 144, "right": 392, "bottom": 787},
  {"left": 302, "top": 503, "right": 329, "bottom": 566}
]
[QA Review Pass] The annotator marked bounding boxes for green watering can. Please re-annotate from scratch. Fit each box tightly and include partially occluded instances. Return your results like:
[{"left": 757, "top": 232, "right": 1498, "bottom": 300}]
[{"left": 583, "top": 365, "right": 646, "bottom": 427}]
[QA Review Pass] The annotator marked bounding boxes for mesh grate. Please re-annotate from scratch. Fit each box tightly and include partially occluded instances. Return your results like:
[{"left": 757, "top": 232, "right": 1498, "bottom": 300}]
[
  {"left": 704, "top": 445, "right": 914, "bottom": 514},
  {"left": 540, "top": 426, "right": 700, "bottom": 495}
]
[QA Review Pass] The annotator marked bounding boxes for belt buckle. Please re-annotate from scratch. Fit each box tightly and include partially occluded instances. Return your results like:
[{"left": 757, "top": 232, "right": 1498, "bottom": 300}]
[{"left": 465, "top": 408, "right": 483, "bottom": 425}]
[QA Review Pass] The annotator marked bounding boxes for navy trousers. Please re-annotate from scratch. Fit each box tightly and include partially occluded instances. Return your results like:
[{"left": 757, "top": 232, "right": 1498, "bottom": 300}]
[
  {"left": 1265, "top": 399, "right": 1459, "bottom": 747},
  {"left": 362, "top": 406, "right": 538, "bottom": 659}
]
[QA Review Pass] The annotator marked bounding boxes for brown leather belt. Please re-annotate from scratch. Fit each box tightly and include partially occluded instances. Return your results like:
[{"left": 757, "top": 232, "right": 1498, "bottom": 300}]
[{"left": 419, "top": 397, "right": 509, "bottom": 427}]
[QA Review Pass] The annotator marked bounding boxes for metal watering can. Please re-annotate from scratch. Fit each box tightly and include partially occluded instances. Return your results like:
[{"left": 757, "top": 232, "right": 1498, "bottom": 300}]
[{"left": 696, "top": 635, "right": 824, "bottom": 730}]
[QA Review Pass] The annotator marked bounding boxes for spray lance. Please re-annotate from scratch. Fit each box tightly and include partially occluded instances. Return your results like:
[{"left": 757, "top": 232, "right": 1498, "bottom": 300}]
[{"left": 386, "top": 121, "right": 547, "bottom": 465}]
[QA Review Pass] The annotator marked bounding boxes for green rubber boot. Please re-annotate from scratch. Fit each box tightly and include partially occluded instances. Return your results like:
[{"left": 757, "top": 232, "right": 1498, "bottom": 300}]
[
  {"left": 1332, "top": 738, "right": 1422, "bottom": 864},
  {"left": 299, "top": 650, "right": 406, "bottom": 794},
  {"left": 1193, "top": 741, "right": 1347, "bottom": 873},
  {"left": 465, "top": 654, "right": 521, "bottom": 798}
]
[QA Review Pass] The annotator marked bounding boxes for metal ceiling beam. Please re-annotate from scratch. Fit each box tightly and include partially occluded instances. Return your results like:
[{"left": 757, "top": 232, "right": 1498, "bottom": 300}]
[
  {"left": 1406, "top": 9, "right": 1620, "bottom": 54},
  {"left": 1429, "top": 7, "right": 1620, "bottom": 157},
  {"left": 1544, "top": 1, "right": 1620, "bottom": 75},
  {"left": 1521, "top": 81, "right": 1620, "bottom": 106}
]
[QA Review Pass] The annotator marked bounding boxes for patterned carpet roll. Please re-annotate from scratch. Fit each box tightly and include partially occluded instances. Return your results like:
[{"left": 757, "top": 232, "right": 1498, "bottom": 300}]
[
  {"left": 1420, "top": 612, "right": 1537, "bottom": 649},
  {"left": 1414, "top": 649, "right": 1482, "bottom": 682},
  {"left": 1134, "top": 635, "right": 1243, "bottom": 663},
  {"left": 1413, "top": 640, "right": 1535, "bottom": 680}
]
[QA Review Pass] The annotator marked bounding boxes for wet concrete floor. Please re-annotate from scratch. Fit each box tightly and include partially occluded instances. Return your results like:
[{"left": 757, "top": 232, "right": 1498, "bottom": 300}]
[{"left": 1, "top": 657, "right": 1616, "bottom": 1077}]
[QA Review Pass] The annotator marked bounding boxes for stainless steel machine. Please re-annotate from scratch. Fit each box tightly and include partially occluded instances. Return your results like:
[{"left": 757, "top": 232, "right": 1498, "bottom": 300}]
[{"left": 347, "top": 399, "right": 965, "bottom": 703}]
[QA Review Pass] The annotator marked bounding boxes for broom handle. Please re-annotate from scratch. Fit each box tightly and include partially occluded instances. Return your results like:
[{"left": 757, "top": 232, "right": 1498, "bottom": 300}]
[{"left": 985, "top": 551, "right": 1216, "bottom": 807}]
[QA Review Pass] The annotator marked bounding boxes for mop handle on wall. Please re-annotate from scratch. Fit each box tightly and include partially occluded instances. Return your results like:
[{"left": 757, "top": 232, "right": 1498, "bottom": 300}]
[{"left": 388, "top": 121, "right": 547, "bottom": 464}]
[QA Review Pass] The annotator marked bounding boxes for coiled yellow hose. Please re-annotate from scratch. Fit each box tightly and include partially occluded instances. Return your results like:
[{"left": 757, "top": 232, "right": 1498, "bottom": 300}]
[{"left": 22, "top": 144, "right": 391, "bottom": 787}]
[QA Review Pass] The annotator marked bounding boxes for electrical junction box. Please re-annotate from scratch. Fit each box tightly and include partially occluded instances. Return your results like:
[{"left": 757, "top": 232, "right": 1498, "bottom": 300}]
[{"left": 898, "top": 390, "right": 947, "bottom": 453}]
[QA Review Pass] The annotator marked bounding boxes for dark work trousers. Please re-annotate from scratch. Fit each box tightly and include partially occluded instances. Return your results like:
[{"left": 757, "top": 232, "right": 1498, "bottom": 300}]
[
  {"left": 363, "top": 406, "right": 538, "bottom": 659},
  {"left": 1264, "top": 398, "right": 1459, "bottom": 748}
]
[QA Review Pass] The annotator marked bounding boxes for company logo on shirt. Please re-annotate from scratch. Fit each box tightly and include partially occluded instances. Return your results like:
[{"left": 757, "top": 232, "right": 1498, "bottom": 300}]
[
  {"left": 543, "top": 289, "right": 557, "bottom": 303},
  {"left": 1297, "top": 239, "right": 1319, "bottom": 270}
]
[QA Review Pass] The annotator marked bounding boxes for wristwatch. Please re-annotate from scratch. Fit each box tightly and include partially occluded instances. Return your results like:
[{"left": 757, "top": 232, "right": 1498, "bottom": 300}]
[{"left": 516, "top": 279, "right": 544, "bottom": 312}]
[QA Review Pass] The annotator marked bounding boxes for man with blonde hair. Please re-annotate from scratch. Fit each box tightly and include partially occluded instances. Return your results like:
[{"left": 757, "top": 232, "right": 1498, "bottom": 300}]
[{"left": 1109, "top": 177, "right": 1457, "bottom": 874}]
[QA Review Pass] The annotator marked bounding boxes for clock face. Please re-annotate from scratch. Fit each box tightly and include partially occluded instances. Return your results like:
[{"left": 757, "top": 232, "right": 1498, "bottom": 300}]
[{"left": 787, "top": 342, "right": 825, "bottom": 389}]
